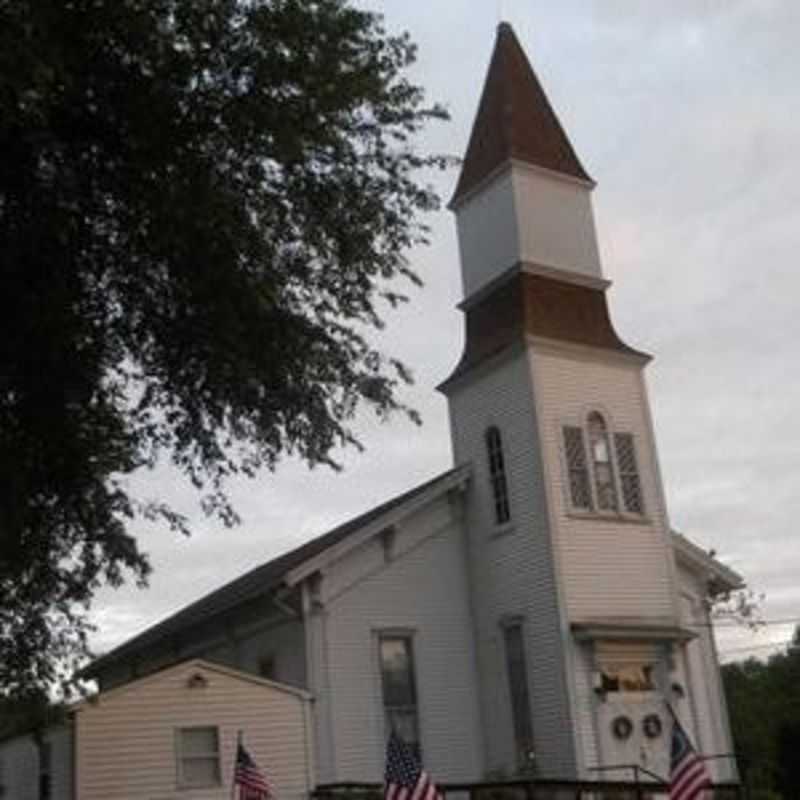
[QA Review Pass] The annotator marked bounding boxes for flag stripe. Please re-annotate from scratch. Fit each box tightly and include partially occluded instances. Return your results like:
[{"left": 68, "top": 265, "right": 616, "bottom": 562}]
[
  {"left": 669, "top": 718, "right": 711, "bottom": 800},
  {"left": 234, "top": 742, "right": 273, "bottom": 800}
]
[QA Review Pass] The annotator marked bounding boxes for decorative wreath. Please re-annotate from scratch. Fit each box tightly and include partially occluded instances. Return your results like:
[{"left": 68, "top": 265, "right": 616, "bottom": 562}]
[
  {"left": 612, "top": 715, "right": 633, "bottom": 740},
  {"left": 643, "top": 713, "right": 663, "bottom": 739}
]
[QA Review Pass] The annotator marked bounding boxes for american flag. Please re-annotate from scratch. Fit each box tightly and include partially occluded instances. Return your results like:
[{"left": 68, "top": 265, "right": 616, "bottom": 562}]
[
  {"left": 384, "top": 732, "right": 443, "bottom": 800},
  {"left": 669, "top": 718, "right": 711, "bottom": 800},
  {"left": 234, "top": 741, "right": 274, "bottom": 800}
]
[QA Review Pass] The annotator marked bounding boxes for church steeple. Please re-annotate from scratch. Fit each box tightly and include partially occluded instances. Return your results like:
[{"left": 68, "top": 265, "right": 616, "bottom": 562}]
[
  {"left": 451, "top": 22, "right": 591, "bottom": 208},
  {"left": 450, "top": 24, "right": 603, "bottom": 300}
]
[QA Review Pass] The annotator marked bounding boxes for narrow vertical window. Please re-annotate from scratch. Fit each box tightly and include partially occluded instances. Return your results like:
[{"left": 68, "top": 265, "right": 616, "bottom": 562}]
[
  {"left": 587, "top": 412, "right": 618, "bottom": 511},
  {"left": 614, "top": 432, "right": 644, "bottom": 514},
  {"left": 379, "top": 636, "right": 421, "bottom": 759},
  {"left": 503, "top": 623, "right": 535, "bottom": 771},
  {"left": 38, "top": 741, "right": 52, "bottom": 800},
  {"left": 486, "top": 426, "right": 511, "bottom": 524},
  {"left": 562, "top": 426, "right": 592, "bottom": 509}
]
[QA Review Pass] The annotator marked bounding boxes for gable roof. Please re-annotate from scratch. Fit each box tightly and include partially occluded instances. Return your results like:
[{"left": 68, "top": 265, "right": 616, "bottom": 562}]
[
  {"left": 451, "top": 22, "right": 592, "bottom": 208},
  {"left": 672, "top": 530, "right": 744, "bottom": 592},
  {"left": 85, "top": 466, "right": 469, "bottom": 678},
  {"left": 75, "top": 658, "right": 312, "bottom": 712}
]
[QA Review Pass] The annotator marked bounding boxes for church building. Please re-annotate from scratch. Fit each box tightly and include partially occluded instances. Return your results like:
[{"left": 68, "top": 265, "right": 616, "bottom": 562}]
[{"left": 2, "top": 23, "right": 742, "bottom": 799}]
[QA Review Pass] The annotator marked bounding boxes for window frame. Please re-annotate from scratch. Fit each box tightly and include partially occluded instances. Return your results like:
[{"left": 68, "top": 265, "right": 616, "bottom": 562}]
[
  {"left": 562, "top": 424, "right": 593, "bottom": 511},
  {"left": 560, "top": 412, "right": 646, "bottom": 519},
  {"left": 485, "top": 425, "right": 512, "bottom": 526},
  {"left": 175, "top": 726, "right": 222, "bottom": 789},
  {"left": 501, "top": 619, "right": 536, "bottom": 772},
  {"left": 377, "top": 632, "right": 422, "bottom": 761},
  {"left": 613, "top": 431, "right": 645, "bottom": 515}
]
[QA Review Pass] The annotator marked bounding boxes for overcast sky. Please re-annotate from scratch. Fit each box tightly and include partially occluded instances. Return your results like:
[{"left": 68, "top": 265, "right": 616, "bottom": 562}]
[{"left": 91, "top": 0, "right": 800, "bottom": 664}]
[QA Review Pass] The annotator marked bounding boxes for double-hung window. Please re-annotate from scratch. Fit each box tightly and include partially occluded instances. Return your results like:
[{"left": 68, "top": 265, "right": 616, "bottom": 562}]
[
  {"left": 176, "top": 726, "right": 221, "bottom": 788},
  {"left": 562, "top": 413, "right": 644, "bottom": 515},
  {"left": 379, "top": 635, "right": 421, "bottom": 759}
]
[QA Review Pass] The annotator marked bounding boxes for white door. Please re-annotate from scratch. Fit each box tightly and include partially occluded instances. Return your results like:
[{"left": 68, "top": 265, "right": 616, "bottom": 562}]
[{"left": 597, "top": 692, "right": 670, "bottom": 783}]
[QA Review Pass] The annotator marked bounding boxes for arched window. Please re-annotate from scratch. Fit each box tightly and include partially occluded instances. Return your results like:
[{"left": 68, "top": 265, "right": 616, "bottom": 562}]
[
  {"left": 587, "top": 412, "right": 618, "bottom": 511},
  {"left": 486, "top": 426, "right": 511, "bottom": 525},
  {"left": 561, "top": 414, "right": 644, "bottom": 515}
]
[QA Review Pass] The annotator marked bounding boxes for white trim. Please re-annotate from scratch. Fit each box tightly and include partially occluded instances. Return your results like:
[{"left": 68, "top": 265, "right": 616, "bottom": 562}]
[
  {"left": 527, "top": 345, "right": 583, "bottom": 774},
  {"left": 520, "top": 260, "right": 610, "bottom": 290},
  {"left": 457, "top": 261, "right": 610, "bottom": 312},
  {"left": 284, "top": 466, "right": 471, "bottom": 587},
  {"left": 174, "top": 724, "right": 221, "bottom": 790},
  {"left": 527, "top": 335, "right": 652, "bottom": 366},
  {"left": 671, "top": 531, "right": 743, "bottom": 591},
  {"left": 449, "top": 158, "right": 595, "bottom": 212},
  {"left": 510, "top": 157, "right": 596, "bottom": 189}
]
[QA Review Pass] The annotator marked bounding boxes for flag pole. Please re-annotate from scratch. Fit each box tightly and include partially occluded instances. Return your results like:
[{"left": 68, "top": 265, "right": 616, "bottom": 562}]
[{"left": 231, "top": 729, "right": 243, "bottom": 800}]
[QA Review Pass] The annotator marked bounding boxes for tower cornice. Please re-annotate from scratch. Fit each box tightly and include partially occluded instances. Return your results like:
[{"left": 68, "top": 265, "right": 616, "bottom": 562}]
[{"left": 439, "top": 272, "right": 650, "bottom": 394}]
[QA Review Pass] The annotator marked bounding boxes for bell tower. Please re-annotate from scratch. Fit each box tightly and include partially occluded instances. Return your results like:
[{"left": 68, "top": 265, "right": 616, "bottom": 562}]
[{"left": 442, "top": 23, "right": 688, "bottom": 780}]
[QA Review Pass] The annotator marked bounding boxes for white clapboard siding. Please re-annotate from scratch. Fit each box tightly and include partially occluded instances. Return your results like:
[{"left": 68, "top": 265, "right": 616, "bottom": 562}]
[
  {"left": 448, "top": 349, "right": 579, "bottom": 779},
  {"left": 571, "top": 639, "right": 599, "bottom": 774},
  {"left": 530, "top": 345, "right": 678, "bottom": 621},
  {"left": 75, "top": 660, "right": 312, "bottom": 800},
  {"left": 677, "top": 565, "right": 737, "bottom": 781},
  {"left": 307, "top": 492, "right": 484, "bottom": 784}
]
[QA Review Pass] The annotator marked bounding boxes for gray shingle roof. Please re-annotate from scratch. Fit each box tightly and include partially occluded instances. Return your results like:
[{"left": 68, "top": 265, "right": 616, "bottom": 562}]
[{"left": 86, "top": 467, "right": 465, "bottom": 677}]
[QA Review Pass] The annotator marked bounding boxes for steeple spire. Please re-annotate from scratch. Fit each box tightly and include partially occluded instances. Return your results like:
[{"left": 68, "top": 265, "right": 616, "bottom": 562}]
[{"left": 451, "top": 22, "right": 591, "bottom": 207}]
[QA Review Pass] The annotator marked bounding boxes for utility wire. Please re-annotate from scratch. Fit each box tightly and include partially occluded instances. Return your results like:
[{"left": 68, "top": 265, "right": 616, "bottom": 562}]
[
  {"left": 689, "top": 616, "right": 800, "bottom": 629},
  {"left": 719, "top": 640, "right": 793, "bottom": 656}
]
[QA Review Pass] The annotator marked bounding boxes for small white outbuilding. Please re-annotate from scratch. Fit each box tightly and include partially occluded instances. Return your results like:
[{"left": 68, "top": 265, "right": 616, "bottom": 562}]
[{"left": 74, "top": 658, "right": 314, "bottom": 800}]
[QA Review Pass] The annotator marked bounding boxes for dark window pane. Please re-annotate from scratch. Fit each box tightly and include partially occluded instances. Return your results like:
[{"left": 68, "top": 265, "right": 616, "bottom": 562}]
[
  {"left": 614, "top": 432, "right": 644, "bottom": 514},
  {"left": 563, "top": 426, "right": 592, "bottom": 509},
  {"left": 380, "top": 638, "right": 416, "bottom": 706},
  {"left": 486, "top": 427, "right": 511, "bottom": 524},
  {"left": 380, "top": 636, "right": 420, "bottom": 759},
  {"left": 504, "top": 624, "right": 535, "bottom": 770},
  {"left": 588, "top": 413, "right": 618, "bottom": 511}
]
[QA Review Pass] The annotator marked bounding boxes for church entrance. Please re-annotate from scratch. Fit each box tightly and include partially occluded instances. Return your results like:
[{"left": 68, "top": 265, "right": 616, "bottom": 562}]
[{"left": 593, "top": 641, "right": 671, "bottom": 782}]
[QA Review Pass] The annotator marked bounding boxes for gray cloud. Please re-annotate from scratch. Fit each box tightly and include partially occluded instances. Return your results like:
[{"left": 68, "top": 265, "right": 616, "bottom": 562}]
[{"left": 91, "top": 1, "right": 800, "bottom": 664}]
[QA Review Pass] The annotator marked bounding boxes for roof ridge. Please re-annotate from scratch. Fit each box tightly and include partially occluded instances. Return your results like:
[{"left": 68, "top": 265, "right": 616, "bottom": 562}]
[{"left": 85, "top": 466, "right": 466, "bottom": 676}]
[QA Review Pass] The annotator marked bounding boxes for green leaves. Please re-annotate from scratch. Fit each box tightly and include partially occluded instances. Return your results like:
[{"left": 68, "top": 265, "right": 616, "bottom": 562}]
[{"left": 0, "top": 0, "right": 446, "bottom": 695}]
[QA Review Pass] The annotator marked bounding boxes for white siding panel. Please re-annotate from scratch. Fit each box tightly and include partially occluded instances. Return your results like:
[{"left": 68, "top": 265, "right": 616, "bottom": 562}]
[
  {"left": 677, "top": 566, "right": 737, "bottom": 781},
  {"left": 237, "top": 618, "right": 307, "bottom": 688},
  {"left": 455, "top": 170, "right": 520, "bottom": 298},
  {"left": 448, "top": 351, "right": 577, "bottom": 778},
  {"left": 316, "top": 495, "right": 484, "bottom": 784},
  {"left": 571, "top": 640, "right": 599, "bottom": 774},
  {"left": 530, "top": 347, "right": 678, "bottom": 621},
  {"left": 75, "top": 661, "right": 311, "bottom": 800},
  {"left": 512, "top": 167, "right": 602, "bottom": 279}
]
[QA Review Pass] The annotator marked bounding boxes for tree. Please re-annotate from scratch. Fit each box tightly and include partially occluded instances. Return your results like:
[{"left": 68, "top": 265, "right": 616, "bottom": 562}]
[
  {"left": 722, "top": 626, "right": 800, "bottom": 800},
  {"left": 0, "top": 0, "right": 447, "bottom": 696}
]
